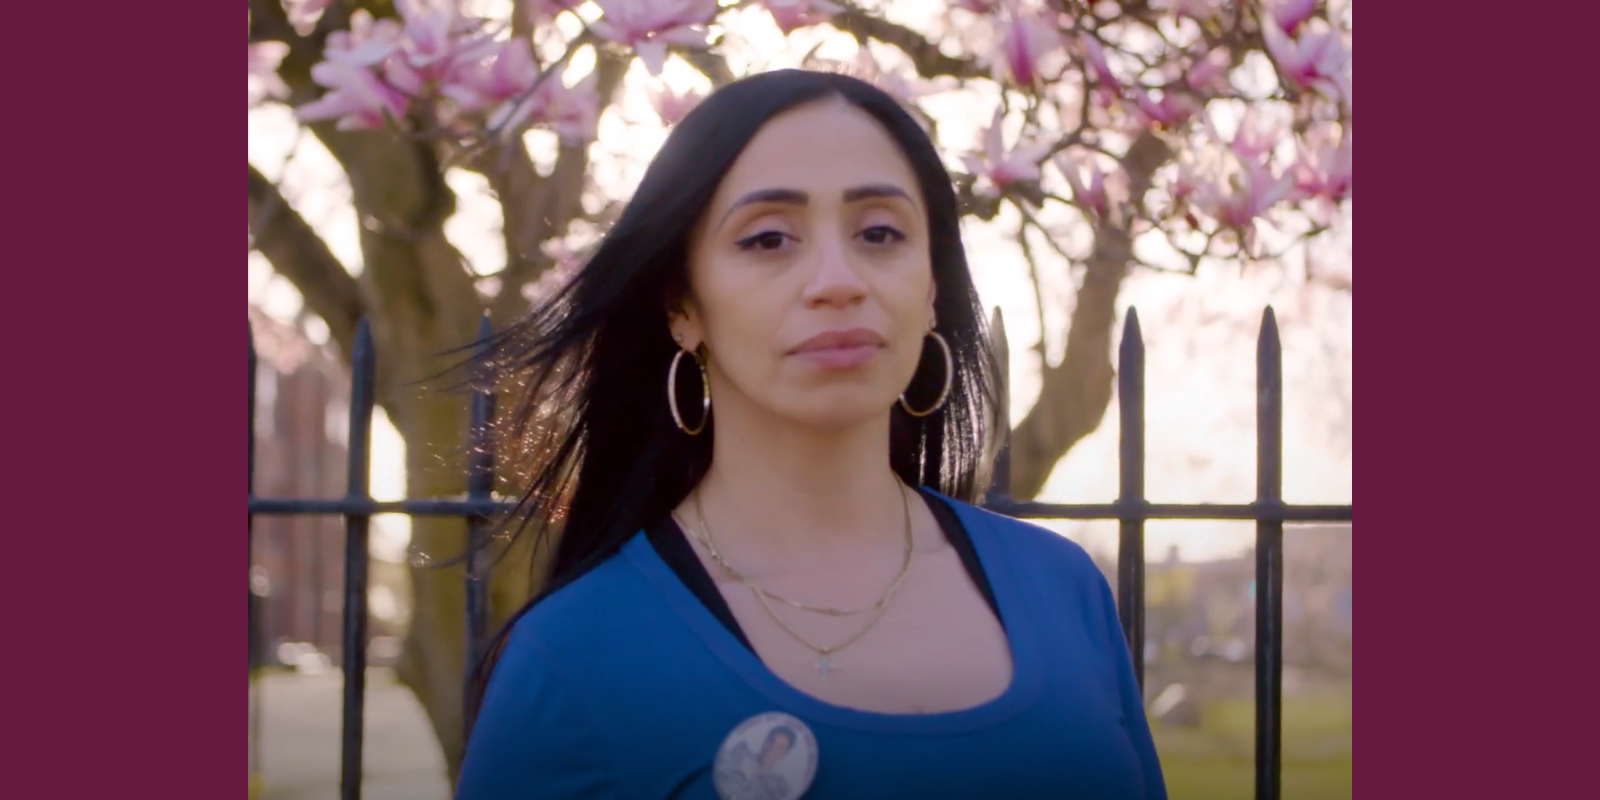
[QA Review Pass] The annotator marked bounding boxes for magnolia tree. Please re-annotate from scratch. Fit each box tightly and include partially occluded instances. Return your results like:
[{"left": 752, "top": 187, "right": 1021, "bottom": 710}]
[{"left": 248, "top": 0, "right": 1351, "bottom": 777}]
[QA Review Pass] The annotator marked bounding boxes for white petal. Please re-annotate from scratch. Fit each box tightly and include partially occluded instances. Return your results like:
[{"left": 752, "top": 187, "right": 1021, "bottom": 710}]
[{"left": 635, "top": 40, "right": 669, "bottom": 77}]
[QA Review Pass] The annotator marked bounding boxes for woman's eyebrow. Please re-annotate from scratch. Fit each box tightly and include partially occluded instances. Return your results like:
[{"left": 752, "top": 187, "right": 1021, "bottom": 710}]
[
  {"left": 842, "top": 184, "right": 916, "bottom": 208},
  {"left": 719, "top": 188, "right": 807, "bottom": 228},
  {"left": 717, "top": 184, "right": 918, "bottom": 229}
]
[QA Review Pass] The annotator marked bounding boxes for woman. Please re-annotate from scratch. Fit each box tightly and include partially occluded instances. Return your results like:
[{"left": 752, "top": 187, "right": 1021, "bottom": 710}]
[
  {"left": 714, "top": 724, "right": 799, "bottom": 800},
  {"left": 454, "top": 69, "right": 1166, "bottom": 800}
]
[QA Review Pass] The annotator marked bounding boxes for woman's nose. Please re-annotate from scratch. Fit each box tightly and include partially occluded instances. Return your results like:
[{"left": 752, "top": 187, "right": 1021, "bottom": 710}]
[{"left": 800, "top": 231, "right": 868, "bottom": 308}]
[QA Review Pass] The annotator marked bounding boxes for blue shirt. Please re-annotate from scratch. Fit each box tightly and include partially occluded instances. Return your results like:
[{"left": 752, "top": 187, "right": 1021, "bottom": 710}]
[{"left": 456, "top": 495, "right": 1167, "bottom": 799}]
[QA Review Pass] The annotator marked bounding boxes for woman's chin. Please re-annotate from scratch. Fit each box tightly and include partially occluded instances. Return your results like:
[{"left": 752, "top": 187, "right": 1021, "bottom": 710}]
[{"left": 775, "top": 393, "right": 899, "bottom": 431}]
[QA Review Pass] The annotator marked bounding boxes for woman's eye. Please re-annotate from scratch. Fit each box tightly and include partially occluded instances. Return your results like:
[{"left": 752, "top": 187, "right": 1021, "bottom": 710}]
[
  {"left": 735, "top": 231, "right": 791, "bottom": 252},
  {"left": 860, "top": 225, "right": 906, "bottom": 245}
]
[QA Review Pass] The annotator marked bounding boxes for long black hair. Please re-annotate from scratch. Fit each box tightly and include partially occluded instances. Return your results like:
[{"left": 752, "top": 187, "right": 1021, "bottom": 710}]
[{"left": 461, "top": 68, "right": 1001, "bottom": 728}]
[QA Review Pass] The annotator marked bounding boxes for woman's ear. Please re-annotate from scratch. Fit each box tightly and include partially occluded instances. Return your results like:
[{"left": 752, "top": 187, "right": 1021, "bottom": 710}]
[
  {"left": 666, "top": 300, "right": 703, "bottom": 351},
  {"left": 669, "top": 325, "right": 698, "bottom": 351}
]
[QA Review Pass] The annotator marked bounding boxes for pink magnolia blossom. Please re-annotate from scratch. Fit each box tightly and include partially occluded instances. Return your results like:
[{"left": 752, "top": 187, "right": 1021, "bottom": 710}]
[
  {"left": 384, "top": 0, "right": 500, "bottom": 90},
  {"left": 248, "top": 42, "right": 289, "bottom": 106},
  {"left": 490, "top": 63, "right": 601, "bottom": 144},
  {"left": 993, "top": 10, "right": 1061, "bottom": 88},
  {"left": 397, "top": 1, "right": 465, "bottom": 76},
  {"left": 868, "top": 70, "right": 924, "bottom": 107},
  {"left": 951, "top": 0, "right": 1000, "bottom": 13},
  {"left": 296, "top": 9, "right": 410, "bottom": 129},
  {"left": 961, "top": 109, "right": 1052, "bottom": 191},
  {"left": 1078, "top": 34, "right": 1120, "bottom": 91},
  {"left": 1152, "top": 0, "right": 1225, "bottom": 22},
  {"left": 522, "top": 0, "right": 581, "bottom": 27},
  {"left": 295, "top": 58, "right": 411, "bottom": 130},
  {"left": 1055, "top": 151, "right": 1110, "bottom": 217},
  {"left": 1090, "top": 83, "right": 1122, "bottom": 115},
  {"left": 547, "top": 78, "right": 602, "bottom": 144},
  {"left": 1132, "top": 89, "right": 1200, "bottom": 129},
  {"left": 761, "top": 0, "right": 843, "bottom": 35},
  {"left": 1190, "top": 153, "right": 1295, "bottom": 249},
  {"left": 648, "top": 84, "right": 704, "bottom": 126},
  {"left": 1222, "top": 108, "right": 1277, "bottom": 161},
  {"left": 590, "top": 0, "right": 720, "bottom": 77},
  {"left": 323, "top": 10, "right": 405, "bottom": 67},
  {"left": 1169, "top": 158, "right": 1202, "bottom": 205},
  {"left": 1291, "top": 127, "right": 1352, "bottom": 222},
  {"left": 1185, "top": 47, "right": 1231, "bottom": 94},
  {"left": 853, "top": 49, "right": 928, "bottom": 106},
  {"left": 1261, "top": 13, "right": 1351, "bottom": 106},
  {"left": 439, "top": 38, "right": 539, "bottom": 115},
  {"left": 285, "top": 0, "right": 336, "bottom": 29},
  {"left": 1266, "top": 0, "right": 1317, "bottom": 34}
]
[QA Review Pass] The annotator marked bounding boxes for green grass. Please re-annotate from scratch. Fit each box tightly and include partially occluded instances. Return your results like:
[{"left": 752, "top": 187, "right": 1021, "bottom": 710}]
[
  {"left": 1159, "top": 757, "right": 1352, "bottom": 800},
  {"left": 240, "top": 665, "right": 1346, "bottom": 797},
  {"left": 1151, "top": 692, "right": 1352, "bottom": 800},
  {"left": 249, "top": 664, "right": 301, "bottom": 685}
]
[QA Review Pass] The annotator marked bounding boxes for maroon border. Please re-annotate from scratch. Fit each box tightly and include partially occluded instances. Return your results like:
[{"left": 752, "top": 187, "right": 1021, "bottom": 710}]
[
  {"left": 1354, "top": 4, "right": 1594, "bottom": 799},
  {"left": 17, "top": 3, "right": 235, "bottom": 798},
  {"left": 25, "top": 4, "right": 1515, "bottom": 800}
]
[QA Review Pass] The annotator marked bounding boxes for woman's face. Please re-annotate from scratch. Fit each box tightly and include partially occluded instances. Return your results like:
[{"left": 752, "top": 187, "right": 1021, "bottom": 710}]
[
  {"left": 758, "top": 731, "right": 793, "bottom": 768},
  {"left": 672, "top": 98, "right": 936, "bottom": 431}
]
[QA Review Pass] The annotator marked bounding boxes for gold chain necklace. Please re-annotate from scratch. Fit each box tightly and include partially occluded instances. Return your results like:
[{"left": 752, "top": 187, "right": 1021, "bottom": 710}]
[
  {"left": 684, "top": 483, "right": 915, "bottom": 676},
  {"left": 682, "top": 489, "right": 914, "bottom": 617}
]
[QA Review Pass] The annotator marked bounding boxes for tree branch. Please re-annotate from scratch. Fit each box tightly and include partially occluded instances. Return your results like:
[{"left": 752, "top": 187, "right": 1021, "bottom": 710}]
[
  {"left": 248, "top": 0, "right": 297, "bottom": 44},
  {"left": 510, "top": 0, "right": 535, "bottom": 40},
  {"left": 830, "top": 4, "right": 988, "bottom": 80},
  {"left": 1005, "top": 258, "right": 1122, "bottom": 500},
  {"left": 1005, "top": 130, "right": 1172, "bottom": 498},
  {"left": 679, "top": 47, "right": 738, "bottom": 88},
  {"left": 248, "top": 163, "right": 364, "bottom": 353},
  {"left": 466, "top": 49, "right": 631, "bottom": 325},
  {"left": 1014, "top": 220, "right": 1052, "bottom": 363},
  {"left": 267, "top": 50, "right": 483, "bottom": 369}
]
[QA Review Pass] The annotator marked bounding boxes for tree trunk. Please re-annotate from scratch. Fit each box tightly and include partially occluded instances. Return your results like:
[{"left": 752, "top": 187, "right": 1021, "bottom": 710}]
[
  {"left": 389, "top": 386, "right": 473, "bottom": 785},
  {"left": 1006, "top": 258, "right": 1127, "bottom": 499},
  {"left": 358, "top": 266, "right": 501, "bottom": 786},
  {"left": 336, "top": 181, "right": 501, "bottom": 784},
  {"left": 364, "top": 250, "right": 548, "bottom": 784},
  {"left": 385, "top": 381, "right": 541, "bottom": 786},
  {"left": 1004, "top": 131, "right": 1173, "bottom": 499}
]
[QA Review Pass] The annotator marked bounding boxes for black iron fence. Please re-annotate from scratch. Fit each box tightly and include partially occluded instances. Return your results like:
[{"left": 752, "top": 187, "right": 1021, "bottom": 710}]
[{"left": 247, "top": 306, "right": 1353, "bottom": 800}]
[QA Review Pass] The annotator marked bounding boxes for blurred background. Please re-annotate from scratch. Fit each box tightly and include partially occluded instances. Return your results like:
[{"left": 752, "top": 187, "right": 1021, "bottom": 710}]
[{"left": 248, "top": 1, "right": 1351, "bottom": 798}]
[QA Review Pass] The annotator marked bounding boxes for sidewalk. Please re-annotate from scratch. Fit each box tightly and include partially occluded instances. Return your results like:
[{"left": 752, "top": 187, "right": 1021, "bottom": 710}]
[{"left": 254, "top": 668, "right": 452, "bottom": 800}]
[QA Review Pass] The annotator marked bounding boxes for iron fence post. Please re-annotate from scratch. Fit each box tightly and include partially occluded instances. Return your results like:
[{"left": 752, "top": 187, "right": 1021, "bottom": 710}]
[
  {"left": 1254, "top": 308, "right": 1285, "bottom": 800},
  {"left": 1116, "top": 310, "right": 1148, "bottom": 691},
  {"left": 464, "top": 314, "right": 495, "bottom": 740},
  {"left": 339, "top": 319, "right": 376, "bottom": 800},
  {"left": 248, "top": 323, "right": 263, "bottom": 798}
]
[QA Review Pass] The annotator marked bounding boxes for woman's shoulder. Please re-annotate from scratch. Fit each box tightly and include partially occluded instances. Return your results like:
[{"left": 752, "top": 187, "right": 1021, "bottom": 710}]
[
  {"left": 500, "top": 536, "right": 655, "bottom": 660},
  {"left": 928, "top": 491, "right": 1102, "bottom": 576},
  {"left": 462, "top": 547, "right": 647, "bottom": 799}
]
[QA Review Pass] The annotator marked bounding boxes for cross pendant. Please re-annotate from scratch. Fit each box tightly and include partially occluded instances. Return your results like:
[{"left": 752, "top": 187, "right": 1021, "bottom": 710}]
[{"left": 816, "top": 654, "right": 839, "bottom": 677}]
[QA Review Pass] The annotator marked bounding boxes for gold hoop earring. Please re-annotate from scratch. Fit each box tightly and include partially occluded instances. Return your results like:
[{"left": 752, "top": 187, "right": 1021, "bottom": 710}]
[
  {"left": 899, "top": 331, "right": 953, "bottom": 418},
  {"left": 668, "top": 347, "right": 710, "bottom": 435}
]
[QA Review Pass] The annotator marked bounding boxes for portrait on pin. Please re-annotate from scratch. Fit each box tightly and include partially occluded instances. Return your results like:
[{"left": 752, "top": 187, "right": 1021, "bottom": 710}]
[{"left": 713, "top": 715, "right": 816, "bottom": 800}]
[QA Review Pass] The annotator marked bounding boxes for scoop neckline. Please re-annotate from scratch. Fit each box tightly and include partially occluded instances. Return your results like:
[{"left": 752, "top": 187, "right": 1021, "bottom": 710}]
[{"left": 621, "top": 493, "right": 1046, "bottom": 735}]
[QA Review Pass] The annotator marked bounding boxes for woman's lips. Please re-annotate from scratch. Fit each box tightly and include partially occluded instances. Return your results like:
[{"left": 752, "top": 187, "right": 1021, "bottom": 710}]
[
  {"left": 792, "top": 343, "right": 882, "bottom": 370},
  {"left": 789, "top": 328, "right": 887, "bottom": 371}
]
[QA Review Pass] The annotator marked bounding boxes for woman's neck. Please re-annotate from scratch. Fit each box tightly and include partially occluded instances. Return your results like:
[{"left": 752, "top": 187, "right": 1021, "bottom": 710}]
[{"left": 691, "top": 406, "right": 909, "bottom": 565}]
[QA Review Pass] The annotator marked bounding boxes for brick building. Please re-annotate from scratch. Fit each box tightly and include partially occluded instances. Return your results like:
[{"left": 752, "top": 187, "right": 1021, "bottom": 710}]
[{"left": 249, "top": 306, "right": 399, "bottom": 666}]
